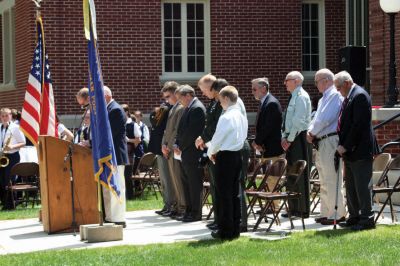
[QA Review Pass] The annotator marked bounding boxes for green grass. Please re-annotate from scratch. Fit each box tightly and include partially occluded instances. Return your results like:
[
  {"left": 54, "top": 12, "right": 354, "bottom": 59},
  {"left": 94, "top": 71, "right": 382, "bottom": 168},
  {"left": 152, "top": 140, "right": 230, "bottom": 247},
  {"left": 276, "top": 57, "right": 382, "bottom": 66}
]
[
  {"left": 1, "top": 225, "right": 400, "bottom": 265},
  {"left": 0, "top": 191, "right": 163, "bottom": 221}
]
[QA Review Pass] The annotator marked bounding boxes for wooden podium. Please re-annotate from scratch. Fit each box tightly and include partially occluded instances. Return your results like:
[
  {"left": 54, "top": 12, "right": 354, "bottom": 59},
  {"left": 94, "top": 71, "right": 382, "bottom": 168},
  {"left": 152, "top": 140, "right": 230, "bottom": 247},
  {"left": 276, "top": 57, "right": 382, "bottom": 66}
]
[{"left": 38, "top": 136, "right": 99, "bottom": 233}]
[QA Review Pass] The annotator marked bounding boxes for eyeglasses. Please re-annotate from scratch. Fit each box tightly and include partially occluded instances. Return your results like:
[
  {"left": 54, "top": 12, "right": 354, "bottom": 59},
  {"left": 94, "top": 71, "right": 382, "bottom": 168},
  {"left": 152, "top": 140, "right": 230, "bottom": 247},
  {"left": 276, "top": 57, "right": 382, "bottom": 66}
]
[
  {"left": 314, "top": 78, "right": 327, "bottom": 85},
  {"left": 284, "top": 78, "right": 296, "bottom": 82}
]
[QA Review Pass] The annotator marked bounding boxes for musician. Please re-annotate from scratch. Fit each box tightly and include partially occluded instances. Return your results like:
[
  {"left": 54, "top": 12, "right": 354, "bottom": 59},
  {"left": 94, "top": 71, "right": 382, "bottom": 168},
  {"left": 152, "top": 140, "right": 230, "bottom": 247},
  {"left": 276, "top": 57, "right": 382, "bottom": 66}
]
[
  {"left": 0, "top": 108, "right": 26, "bottom": 210},
  {"left": 74, "top": 110, "right": 91, "bottom": 148}
]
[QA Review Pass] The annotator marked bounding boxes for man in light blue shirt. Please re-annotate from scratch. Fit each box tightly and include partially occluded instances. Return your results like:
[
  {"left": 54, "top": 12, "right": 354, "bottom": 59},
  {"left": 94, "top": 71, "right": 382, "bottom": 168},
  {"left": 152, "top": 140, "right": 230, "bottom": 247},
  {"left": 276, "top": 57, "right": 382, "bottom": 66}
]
[
  {"left": 307, "top": 68, "right": 346, "bottom": 225},
  {"left": 281, "top": 71, "right": 312, "bottom": 218}
]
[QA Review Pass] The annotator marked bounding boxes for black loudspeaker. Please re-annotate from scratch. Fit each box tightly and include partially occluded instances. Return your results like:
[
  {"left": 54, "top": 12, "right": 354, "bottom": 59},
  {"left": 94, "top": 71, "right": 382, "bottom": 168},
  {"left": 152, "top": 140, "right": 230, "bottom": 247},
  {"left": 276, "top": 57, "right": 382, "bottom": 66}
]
[{"left": 338, "top": 46, "right": 366, "bottom": 86}]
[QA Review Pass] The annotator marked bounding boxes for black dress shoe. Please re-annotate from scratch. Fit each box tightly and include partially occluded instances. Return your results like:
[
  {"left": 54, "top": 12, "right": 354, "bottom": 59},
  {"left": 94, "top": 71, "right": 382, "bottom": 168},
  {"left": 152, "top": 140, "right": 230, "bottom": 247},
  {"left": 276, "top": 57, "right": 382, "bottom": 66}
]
[
  {"left": 320, "top": 216, "right": 346, "bottom": 225},
  {"left": 155, "top": 208, "right": 168, "bottom": 215},
  {"left": 114, "top": 221, "right": 127, "bottom": 228},
  {"left": 104, "top": 220, "right": 126, "bottom": 228},
  {"left": 162, "top": 211, "right": 175, "bottom": 217},
  {"left": 351, "top": 223, "right": 375, "bottom": 231},
  {"left": 211, "top": 230, "right": 222, "bottom": 239},
  {"left": 206, "top": 222, "right": 217, "bottom": 228},
  {"left": 208, "top": 224, "right": 219, "bottom": 230},
  {"left": 240, "top": 226, "right": 248, "bottom": 233},
  {"left": 315, "top": 217, "right": 327, "bottom": 223},
  {"left": 211, "top": 230, "right": 239, "bottom": 240},
  {"left": 281, "top": 213, "right": 290, "bottom": 218},
  {"left": 339, "top": 218, "right": 359, "bottom": 228},
  {"left": 182, "top": 215, "right": 201, "bottom": 223},
  {"left": 172, "top": 213, "right": 184, "bottom": 220}
]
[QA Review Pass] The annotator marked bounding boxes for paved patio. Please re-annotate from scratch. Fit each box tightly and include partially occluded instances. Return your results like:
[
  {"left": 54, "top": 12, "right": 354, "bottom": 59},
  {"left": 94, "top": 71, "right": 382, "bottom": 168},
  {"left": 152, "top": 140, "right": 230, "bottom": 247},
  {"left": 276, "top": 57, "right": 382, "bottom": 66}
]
[{"left": 0, "top": 205, "right": 398, "bottom": 255}]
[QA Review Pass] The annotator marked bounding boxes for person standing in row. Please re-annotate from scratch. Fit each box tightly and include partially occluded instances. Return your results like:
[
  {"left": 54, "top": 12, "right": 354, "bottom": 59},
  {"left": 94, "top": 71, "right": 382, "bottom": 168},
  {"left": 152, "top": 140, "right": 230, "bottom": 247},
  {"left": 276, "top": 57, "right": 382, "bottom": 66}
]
[
  {"left": 174, "top": 85, "right": 206, "bottom": 222},
  {"left": 208, "top": 86, "right": 248, "bottom": 240},
  {"left": 103, "top": 86, "right": 128, "bottom": 227},
  {"left": 161, "top": 81, "right": 186, "bottom": 218},
  {"left": 307, "top": 68, "right": 346, "bottom": 225},
  {"left": 195, "top": 74, "right": 222, "bottom": 230},
  {"left": 281, "top": 71, "right": 312, "bottom": 218},
  {"left": 335, "top": 71, "right": 377, "bottom": 231}
]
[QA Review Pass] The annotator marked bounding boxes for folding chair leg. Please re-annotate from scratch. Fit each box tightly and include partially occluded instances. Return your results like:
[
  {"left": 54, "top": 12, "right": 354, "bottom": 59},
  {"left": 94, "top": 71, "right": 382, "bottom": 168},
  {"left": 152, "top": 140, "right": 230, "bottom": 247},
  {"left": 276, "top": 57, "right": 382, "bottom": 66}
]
[
  {"left": 266, "top": 202, "right": 285, "bottom": 232},
  {"left": 311, "top": 197, "right": 320, "bottom": 213},
  {"left": 375, "top": 193, "right": 390, "bottom": 224},
  {"left": 206, "top": 206, "right": 214, "bottom": 220},
  {"left": 389, "top": 196, "right": 394, "bottom": 223}
]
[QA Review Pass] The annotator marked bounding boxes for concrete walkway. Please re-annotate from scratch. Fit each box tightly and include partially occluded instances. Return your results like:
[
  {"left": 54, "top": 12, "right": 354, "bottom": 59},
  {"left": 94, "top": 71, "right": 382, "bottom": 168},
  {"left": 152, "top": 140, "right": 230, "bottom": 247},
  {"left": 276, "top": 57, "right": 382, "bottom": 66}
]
[{"left": 0, "top": 206, "right": 398, "bottom": 255}]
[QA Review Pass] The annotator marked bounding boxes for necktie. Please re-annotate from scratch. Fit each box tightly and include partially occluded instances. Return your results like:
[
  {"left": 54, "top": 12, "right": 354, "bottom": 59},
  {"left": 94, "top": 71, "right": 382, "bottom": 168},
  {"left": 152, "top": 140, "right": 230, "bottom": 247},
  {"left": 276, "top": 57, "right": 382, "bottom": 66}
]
[{"left": 337, "top": 98, "right": 349, "bottom": 132}]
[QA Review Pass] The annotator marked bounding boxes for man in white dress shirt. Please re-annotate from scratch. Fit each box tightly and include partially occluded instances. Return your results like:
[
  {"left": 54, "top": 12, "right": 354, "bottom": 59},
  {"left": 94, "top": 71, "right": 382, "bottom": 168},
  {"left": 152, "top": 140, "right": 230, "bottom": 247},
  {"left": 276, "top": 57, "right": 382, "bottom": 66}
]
[
  {"left": 0, "top": 108, "right": 26, "bottom": 210},
  {"left": 307, "top": 68, "right": 346, "bottom": 225},
  {"left": 207, "top": 86, "right": 248, "bottom": 240}
]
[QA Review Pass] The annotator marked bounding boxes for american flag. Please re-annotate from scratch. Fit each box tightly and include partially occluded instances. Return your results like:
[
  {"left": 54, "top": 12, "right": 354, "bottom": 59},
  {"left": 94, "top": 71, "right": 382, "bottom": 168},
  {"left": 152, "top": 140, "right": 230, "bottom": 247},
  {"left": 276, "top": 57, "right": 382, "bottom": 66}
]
[{"left": 20, "top": 16, "right": 58, "bottom": 145}]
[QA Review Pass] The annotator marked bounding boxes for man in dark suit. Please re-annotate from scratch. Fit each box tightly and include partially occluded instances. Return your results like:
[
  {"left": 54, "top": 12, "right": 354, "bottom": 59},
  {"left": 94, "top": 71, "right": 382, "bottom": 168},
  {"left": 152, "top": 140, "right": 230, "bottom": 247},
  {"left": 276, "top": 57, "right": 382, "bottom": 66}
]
[
  {"left": 251, "top": 77, "right": 284, "bottom": 159},
  {"left": 334, "top": 71, "right": 376, "bottom": 231},
  {"left": 104, "top": 86, "right": 129, "bottom": 227},
  {"left": 251, "top": 78, "right": 284, "bottom": 213},
  {"left": 174, "top": 85, "right": 206, "bottom": 222}
]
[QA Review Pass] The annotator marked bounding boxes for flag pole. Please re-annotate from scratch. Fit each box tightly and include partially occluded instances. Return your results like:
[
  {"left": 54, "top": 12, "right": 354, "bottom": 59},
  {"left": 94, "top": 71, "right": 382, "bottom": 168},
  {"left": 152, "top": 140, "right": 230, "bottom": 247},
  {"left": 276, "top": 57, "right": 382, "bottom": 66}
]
[{"left": 84, "top": 0, "right": 103, "bottom": 227}]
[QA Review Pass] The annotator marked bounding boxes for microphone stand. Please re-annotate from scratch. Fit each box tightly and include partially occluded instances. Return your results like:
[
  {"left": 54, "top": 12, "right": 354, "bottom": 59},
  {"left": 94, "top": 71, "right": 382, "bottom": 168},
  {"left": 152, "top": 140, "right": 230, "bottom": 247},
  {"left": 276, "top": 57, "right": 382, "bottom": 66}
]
[{"left": 64, "top": 105, "right": 89, "bottom": 236}]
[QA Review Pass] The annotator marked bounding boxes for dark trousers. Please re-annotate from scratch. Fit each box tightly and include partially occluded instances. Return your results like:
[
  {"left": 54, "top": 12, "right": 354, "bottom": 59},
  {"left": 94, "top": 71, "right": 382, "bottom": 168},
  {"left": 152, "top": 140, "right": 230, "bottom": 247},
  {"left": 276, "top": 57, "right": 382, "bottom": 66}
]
[
  {"left": 344, "top": 159, "right": 374, "bottom": 224},
  {"left": 124, "top": 164, "right": 134, "bottom": 200},
  {"left": 207, "top": 161, "right": 218, "bottom": 223},
  {"left": 286, "top": 131, "right": 312, "bottom": 215},
  {"left": 215, "top": 150, "right": 242, "bottom": 237},
  {"left": 181, "top": 154, "right": 204, "bottom": 218},
  {"left": 239, "top": 140, "right": 250, "bottom": 227},
  {"left": 0, "top": 152, "right": 20, "bottom": 209}
]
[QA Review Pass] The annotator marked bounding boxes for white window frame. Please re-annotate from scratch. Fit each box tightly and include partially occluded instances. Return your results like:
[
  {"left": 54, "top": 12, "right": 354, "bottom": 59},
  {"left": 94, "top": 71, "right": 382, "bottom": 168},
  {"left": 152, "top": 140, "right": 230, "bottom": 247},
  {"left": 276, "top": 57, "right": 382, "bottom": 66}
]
[
  {"left": 0, "top": 0, "right": 15, "bottom": 91},
  {"left": 160, "top": 0, "right": 211, "bottom": 84},
  {"left": 301, "top": 0, "right": 325, "bottom": 80}
]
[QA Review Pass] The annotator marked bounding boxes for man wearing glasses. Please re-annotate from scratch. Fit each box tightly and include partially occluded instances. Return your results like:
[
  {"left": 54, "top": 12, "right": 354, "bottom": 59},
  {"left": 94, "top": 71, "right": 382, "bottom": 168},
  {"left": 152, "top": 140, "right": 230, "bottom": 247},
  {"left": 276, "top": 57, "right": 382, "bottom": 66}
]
[
  {"left": 281, "top": 71, "right": 312, "bottom": 218},
  {"left": 306, "top": 69, "right": 346, "bottom": 225}
]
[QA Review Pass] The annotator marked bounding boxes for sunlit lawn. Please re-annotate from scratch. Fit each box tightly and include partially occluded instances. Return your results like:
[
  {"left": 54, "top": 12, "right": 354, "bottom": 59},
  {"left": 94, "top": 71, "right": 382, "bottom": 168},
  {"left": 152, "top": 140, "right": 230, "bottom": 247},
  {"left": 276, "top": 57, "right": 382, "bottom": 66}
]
[
  {"left": 1, "top": 225, "right": 400, "bottom": 265},
  {"left": 0, "top": 191, "right": 163, "bottom": 221}
]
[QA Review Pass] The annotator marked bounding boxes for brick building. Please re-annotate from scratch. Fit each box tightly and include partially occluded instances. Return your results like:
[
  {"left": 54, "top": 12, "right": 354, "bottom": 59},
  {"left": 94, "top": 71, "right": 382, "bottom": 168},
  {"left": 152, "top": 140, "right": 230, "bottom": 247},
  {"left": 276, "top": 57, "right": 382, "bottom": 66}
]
[{"left": 0, "top": 0, "right": 398, "bottom": 149}]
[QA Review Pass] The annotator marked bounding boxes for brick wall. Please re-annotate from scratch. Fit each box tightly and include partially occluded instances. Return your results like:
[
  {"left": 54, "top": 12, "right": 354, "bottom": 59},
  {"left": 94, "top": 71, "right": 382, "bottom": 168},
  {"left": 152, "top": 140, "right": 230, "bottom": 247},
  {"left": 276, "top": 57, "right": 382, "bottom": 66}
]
[
  {"left": 373, "top": 120, "right": 400, "bottom": 155},
  {"left": 369, "top": 0, "right": 400, "bottom": 106},
  {"left": 4, "top": 0, "right": 347, "bottom": 116}
]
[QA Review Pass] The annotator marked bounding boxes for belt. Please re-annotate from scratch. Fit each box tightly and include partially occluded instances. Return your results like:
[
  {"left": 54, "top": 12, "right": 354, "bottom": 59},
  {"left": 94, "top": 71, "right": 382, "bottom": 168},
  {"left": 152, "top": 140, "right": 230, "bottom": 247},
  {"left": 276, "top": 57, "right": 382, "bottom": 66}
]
[{"left": 315, "top": 132, "right": 338, "bottom": 142}]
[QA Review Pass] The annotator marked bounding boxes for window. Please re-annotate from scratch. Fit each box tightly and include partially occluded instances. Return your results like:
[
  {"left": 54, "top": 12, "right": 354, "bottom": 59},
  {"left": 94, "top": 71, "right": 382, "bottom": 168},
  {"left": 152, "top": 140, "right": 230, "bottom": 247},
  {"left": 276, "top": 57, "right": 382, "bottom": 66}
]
[
  {"left": 161, "top": 1, "right": 210, "bottom": 83},
  {"left": 301, "top": 0, "right": 325, "bottom": 75},
  {"left": 0, "top": 0, "right": 16, "bottom": 89},
  {"left": 346, "top": 0, "right": 367, "bottom": 46}
]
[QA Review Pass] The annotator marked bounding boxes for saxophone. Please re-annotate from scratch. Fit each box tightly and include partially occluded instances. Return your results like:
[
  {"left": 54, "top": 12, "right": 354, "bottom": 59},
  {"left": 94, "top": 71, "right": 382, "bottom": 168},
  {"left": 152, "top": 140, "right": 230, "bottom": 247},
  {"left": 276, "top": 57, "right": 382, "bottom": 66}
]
[{"left": 0, "top": 133, "right": 12, "bottom": 168}]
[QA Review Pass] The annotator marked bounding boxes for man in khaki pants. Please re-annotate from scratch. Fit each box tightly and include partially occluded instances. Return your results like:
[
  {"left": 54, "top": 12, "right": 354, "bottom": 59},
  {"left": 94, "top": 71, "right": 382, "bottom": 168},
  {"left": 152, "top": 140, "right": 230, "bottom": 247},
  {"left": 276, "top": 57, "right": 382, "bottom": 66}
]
[
  {"left": 161, "top": 81, "right": 186, "bottom": 218},
  {"left": 307, "top": 68, "right": 346, "bottom": 225}
]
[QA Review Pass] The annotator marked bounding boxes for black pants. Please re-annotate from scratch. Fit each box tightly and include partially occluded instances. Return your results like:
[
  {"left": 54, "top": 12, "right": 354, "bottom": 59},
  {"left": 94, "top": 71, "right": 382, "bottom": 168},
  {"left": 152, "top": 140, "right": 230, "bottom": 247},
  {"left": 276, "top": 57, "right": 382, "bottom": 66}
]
[
  {"left": 215, "top": 150, "right": 242, "bottom": 238},
  {"left": 344, "top": 159, "right": 374, "bottom": 224},
  {"left": 181, "top": 154, "right": 204, "bottom": 218},
  {"left": 0, "top": 152, "right": 20, "bottom": 209},
  {"left": 124, "top": 164, "right": 134, "bottom": 200},
  {"left": 239, "top": 140, "right": 250, "bottom": 227},
  {"left": 207, "top": 161, "right": 218, "bottom": 223},
  {"left": 285, "top": 131, "right": 312, "bottom": 215}
]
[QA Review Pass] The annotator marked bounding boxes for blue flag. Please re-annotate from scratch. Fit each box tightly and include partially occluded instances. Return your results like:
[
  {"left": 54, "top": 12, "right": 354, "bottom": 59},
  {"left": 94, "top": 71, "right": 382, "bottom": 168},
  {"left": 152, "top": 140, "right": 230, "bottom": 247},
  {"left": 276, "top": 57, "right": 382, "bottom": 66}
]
[{"left": 87, "top": 21, "right": 121, "bottom": 199}]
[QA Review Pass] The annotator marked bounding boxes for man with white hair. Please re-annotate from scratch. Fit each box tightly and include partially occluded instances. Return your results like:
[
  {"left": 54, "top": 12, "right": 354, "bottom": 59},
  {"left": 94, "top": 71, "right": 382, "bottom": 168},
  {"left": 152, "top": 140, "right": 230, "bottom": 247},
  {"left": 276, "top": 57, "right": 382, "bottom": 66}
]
[
  {"left": 334, "top": 71, "right": 376, "bottom": 231},
  {"left": 281, "top": 71, "right": 312, "bottom": 218},
  {"left": 307, "top": 68, "right": 346, "bottom": 225},
  {"left": 103, "top": 85, "right": 128, "bottom": 227}
]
